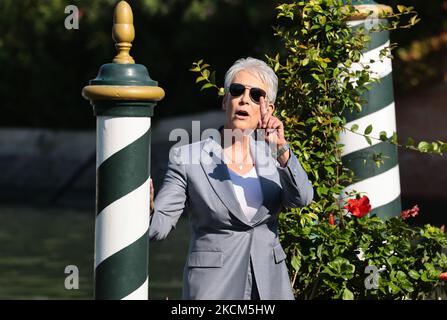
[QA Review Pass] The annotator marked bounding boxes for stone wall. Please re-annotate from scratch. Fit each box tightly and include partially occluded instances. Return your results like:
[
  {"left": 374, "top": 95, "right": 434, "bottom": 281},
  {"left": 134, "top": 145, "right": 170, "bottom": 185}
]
[{"left": 0, "top": 110, "right": 225, "bottom": 209}]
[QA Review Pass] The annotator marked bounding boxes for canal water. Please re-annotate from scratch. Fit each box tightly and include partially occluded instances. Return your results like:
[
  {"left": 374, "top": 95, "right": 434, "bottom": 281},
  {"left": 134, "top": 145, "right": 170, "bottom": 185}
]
[
  {"left": 0, "top": 205, "right": 189, "bottom": 300},
  {"left": 1, "top": 197, "right": 445, "bottom": 299}
]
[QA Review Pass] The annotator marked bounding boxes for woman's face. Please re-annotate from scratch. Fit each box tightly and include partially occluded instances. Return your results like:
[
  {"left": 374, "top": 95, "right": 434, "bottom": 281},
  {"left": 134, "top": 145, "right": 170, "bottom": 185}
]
[{"left": 223, "top": 70, "right": 274, "bottom": 131}]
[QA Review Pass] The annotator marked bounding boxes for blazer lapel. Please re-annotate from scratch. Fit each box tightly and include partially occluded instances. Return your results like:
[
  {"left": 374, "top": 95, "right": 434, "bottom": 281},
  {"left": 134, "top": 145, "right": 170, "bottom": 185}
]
[
  {"left": 249, "top": 132, "right": 281, "bottom": 225},
  {"left": 199, "top": 138, "right": 250, "bottom": 225}
]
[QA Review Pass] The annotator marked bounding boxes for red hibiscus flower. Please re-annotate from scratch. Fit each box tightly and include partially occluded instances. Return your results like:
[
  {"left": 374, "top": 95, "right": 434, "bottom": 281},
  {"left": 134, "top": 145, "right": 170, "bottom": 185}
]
[
  {"left": 329, "top": 214, "right": 335, "bottom": 225},
  {"left": 440, "top": 272, "right": 447, "bottom": 281},
  {"left": 344, "top": 195, "right": 371, "bottom": 218},
  {"left": 400, "top": 205, "right": 420, "bottom": 220}
]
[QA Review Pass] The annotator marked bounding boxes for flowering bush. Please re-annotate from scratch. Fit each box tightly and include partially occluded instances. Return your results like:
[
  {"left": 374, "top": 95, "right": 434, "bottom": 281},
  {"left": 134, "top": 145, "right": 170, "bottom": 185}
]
[{"left": 283, "top": 194, "right": 447, "bottom": 299}]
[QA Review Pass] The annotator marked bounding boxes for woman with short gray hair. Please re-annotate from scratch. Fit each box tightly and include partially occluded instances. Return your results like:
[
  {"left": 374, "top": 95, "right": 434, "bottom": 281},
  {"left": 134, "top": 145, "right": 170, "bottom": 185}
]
[{"left": 149, "top": 57, "right": 313, "bottom": 300}]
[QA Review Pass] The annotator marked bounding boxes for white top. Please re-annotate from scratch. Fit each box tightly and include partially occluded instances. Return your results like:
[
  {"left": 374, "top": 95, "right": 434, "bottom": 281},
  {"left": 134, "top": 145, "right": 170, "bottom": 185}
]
[{"left": 227, "top": 166, "right": 264, "bottom": 222}]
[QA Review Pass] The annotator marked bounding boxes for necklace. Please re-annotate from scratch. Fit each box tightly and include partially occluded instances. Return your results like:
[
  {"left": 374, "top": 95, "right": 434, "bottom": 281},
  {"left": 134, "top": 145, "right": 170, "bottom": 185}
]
[
  {"left": 224, "top": 148, "right": 250, "bottom": 170},
  {"left": 236, "top": 152, "right": 249, "bottom": 170}
]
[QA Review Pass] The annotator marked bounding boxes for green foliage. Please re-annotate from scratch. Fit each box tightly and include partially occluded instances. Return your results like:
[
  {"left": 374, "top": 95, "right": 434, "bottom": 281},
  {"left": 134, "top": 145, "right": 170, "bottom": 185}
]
[
  {"left": 345, "top": 125, "right": 447, "bottom": 157},
  {"left": 269, "top": 0, "right": 447, "bottom": 299},
  {"left": 374, "top": 4, "right": 419, "bottom": 31},
  {"left": 265, "top": 2, "right": 375, "bottom": 258},
  {"left": 0, "top": 0, "right": 278, "bottom": 128},
  {"left": 190, "top": 60, "right": 224, "bottom": 96},
  {"left": 1, "top": 0, "right": 445, "bottom": 128},
  {"left": 286, "top": 211, "right": 447, "bottom": 299}
]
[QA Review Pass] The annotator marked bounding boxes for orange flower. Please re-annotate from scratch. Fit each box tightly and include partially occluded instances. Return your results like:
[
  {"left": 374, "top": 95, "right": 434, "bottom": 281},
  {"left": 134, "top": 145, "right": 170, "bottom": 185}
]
[
  {"left": 344, "top": 196, "right": 371, "bottom": 218},
  {"left": 329, "top": 214, "right": 335, "bottom": 225}
]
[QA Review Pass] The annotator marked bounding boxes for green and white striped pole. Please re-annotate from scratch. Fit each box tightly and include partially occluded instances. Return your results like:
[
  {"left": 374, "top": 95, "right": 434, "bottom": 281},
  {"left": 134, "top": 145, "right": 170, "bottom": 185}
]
[
  {"left": 340, "top": 1, "right": 401, "bottom": 219},
  {"left": 82, "top": 1, "right": 165, "bottom": 299}
]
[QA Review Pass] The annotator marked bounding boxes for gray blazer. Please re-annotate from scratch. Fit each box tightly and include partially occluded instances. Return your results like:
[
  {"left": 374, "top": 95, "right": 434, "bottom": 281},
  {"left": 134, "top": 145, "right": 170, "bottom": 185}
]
[{"left": 149, "top": 133, "right": 313, "bottom": 300}]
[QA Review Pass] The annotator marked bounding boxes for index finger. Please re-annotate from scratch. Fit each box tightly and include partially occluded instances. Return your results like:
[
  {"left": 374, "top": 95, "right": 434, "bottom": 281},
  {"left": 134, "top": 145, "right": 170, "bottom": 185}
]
[{"left": 259, "top": 96, "right": 267, "bottom": 118}]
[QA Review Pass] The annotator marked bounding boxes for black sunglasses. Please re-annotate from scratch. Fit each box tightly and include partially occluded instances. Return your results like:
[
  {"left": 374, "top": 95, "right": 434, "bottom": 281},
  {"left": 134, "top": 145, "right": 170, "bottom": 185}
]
[{"left": 228, "top": 83, "right": 266, "bottom": 104}]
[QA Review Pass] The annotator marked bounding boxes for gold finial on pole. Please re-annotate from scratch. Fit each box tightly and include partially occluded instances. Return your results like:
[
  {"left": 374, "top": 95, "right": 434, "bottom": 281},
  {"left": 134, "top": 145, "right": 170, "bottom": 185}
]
[{"left": 112, "top": 1, "right": 135, "bottom": 64}]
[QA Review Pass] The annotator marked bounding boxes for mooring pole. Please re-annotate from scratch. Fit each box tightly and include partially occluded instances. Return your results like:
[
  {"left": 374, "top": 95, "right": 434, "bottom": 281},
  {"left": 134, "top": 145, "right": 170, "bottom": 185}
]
[
  {"left": 340, "top": 0, "right": 402, "bottom": 219},
  {"left": 82, "top": 1, "right": 164, "bottom": 299}
]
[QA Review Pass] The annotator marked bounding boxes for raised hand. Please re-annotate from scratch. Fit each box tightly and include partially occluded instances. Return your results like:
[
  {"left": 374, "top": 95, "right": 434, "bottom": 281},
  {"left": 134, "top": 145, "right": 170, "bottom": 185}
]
[{"left": 257, "top": 96, "right": 286, "bottom": 146}]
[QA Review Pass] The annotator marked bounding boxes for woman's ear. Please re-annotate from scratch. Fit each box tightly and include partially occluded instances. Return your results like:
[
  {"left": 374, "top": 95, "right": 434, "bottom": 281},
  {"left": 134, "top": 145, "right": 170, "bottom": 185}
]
[
  {"left": 222, "top": 94, "right": 228, "bottom": 111},
  {"left": 268, "top": 103, "right": 275, "bottom": 115}
]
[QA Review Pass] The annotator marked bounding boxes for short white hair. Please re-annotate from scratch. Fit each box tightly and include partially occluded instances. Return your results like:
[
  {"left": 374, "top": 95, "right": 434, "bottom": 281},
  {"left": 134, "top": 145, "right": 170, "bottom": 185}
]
[{"left": 224, "top": 57, "right": 278, "bottom": 104}]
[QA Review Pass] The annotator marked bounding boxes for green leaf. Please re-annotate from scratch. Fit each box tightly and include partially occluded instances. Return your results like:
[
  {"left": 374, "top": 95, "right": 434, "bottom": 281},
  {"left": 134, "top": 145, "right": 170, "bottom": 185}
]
[
  {"left": 307, "top": 212, "right": 318, "bottom": 220},
  {"left": 317, "top": 186, "right": 329, "bottom": 196},
  {"left": 396, "top": 271, "right": 407, "bottom": 282},
  {"left": 350, "top": 124, "right": 359, "bottom": 132},
  {"left": 342, "top": 287, "right": 354, "bottom": 300},
  {"left": 417, "top": 141, "right": 430, "bottom": 153},
  {"left": 364, "top": 125, "right": 373, "bottom": 135},
  {"left": 406, "top": 137, "right": 415, "bottom": 147},
  {"left": 410, "top": 16, "right": 420, "bottom": 26},
  {"left": 200, "top": 83, "right": 214, "bottom": 91},
  {"left": 424, "top": 263, "right": 437, "bottom": 274},
  {"left": 391, "top": 132, "right": 398, "bottom": 144},
  {"left": 332, "top": 68, "right": 340, "bottom": 77},
  {"left": 291, "top": 254, "right": 301, "bottom": 271},
  {"left": 408, "top": 270, "right": 420, "bottom": 280},
  {"left": 397, "top": 5, "right": 406, "bottom": 13},
  {"left": 440, "top": 142, "right": 447, "bottom": 153},
  {"left": 388, "top": 282, "right": 402, "bottom": 294},
  {"left": 319, "top": 16, "right": 326, "bottom": 25},
  {"left": 274, "top": 61, "right": 280, "bottom": 72},
  {"left": 316, "top": 244, "right": 323, "bottom": 260},
  {"left": 420, "top": 271, "right": 432, "bottom": 282},
  {"left": 365, "top": 136, "right": 372, "bottom": 145},
  {"left": 311, "top": 74, "right": 321, "bottom": 82},
  {"left": 379, "top": 131, "right": 387, "bottom": 141}
]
